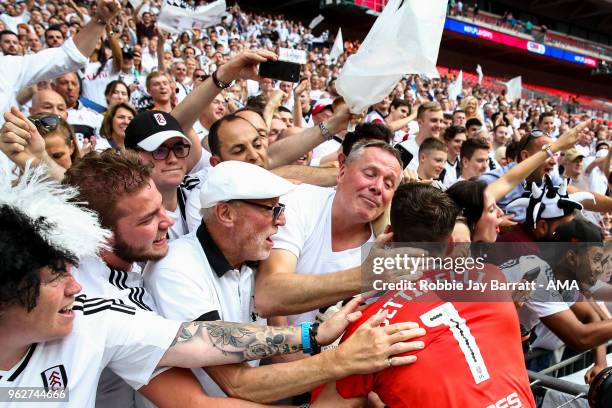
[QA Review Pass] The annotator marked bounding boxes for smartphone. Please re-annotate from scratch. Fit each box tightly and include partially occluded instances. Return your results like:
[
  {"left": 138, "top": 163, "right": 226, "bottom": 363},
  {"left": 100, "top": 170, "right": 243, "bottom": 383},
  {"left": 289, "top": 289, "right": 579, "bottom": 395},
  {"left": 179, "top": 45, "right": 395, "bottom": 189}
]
[
  {"left": 394, "top": 144, "right": 413, "bottom": 169},
  {"left": 521, "top": 267, "right": 540, "bottom": 283},
  {"left": 259, "top": 61, "right": 301, "bottom": 82}
]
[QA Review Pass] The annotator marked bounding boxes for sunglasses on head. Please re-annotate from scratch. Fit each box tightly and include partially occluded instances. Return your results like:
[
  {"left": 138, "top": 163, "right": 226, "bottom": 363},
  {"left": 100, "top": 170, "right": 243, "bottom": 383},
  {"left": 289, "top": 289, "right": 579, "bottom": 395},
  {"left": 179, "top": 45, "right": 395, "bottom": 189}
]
[
  {"left": 150, "top": 143, "right": 191, "bottom": 160},
  {"left": 29, "top": 114, "right": 61, "bottom": 135},
  {"left": 516, "top": 128, "right": 546, "bottom": 155}
]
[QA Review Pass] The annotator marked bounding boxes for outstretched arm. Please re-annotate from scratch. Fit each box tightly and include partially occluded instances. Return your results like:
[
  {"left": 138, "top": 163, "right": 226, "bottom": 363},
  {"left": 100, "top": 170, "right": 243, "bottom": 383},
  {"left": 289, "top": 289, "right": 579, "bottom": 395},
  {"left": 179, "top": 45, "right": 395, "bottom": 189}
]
[
  {"left": 172, "top": 49, "right": 277, "bottom": 135},
  {"left": 72, "top": 0, "right": 122, "bottom": 58},
  {"left": 487, "top": 120, "right": 591, "bottom": 202},
  {"left": 159, "top": 321, "right": 302, "bottom": 368}
]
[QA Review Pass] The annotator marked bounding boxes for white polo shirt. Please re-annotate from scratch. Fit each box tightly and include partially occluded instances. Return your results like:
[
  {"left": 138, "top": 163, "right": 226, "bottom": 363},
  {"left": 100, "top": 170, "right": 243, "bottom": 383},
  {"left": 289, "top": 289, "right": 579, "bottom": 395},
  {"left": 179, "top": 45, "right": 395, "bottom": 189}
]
[
  {"left": 0, "top": 295, "right": 179, "bottom": 408},
  {"left": 144, "top": 223, "right": 259, "bottom": 396},
  {"left": 272, "top": 184, "right": 375, "bottom": 325}
]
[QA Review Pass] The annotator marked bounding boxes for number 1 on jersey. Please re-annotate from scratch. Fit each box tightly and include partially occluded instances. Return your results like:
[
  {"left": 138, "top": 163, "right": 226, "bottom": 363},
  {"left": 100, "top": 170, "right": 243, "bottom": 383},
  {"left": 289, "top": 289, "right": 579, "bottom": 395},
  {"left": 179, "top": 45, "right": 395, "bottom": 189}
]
[{"left": 420, "top": 303, "right": 490, "bottom": 384}]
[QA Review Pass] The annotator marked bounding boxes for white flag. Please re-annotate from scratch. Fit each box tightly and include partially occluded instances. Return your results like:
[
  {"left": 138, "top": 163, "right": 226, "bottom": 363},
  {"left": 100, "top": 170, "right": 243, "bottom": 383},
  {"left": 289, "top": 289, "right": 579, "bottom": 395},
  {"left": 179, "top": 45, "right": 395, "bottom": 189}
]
[
  {"left": 330, "top": 28, "right": 344, "bottom": 61},
  {"left": 309, "top": 14, "right": 325, "bottom": 29},
  {"left": 336, "top": 0, "right": 447, "bottom": 113},
  {"left": 157, "top": 0, "right": 226, "bottom": 35},
  {"left": 448, "top": 70, "right": 463, "bottom": 101},
  {"left": 476, "top": 64, "right": 483, "bottom": 85},
  {"left": 505, "top": 76, "right": 522, "bottom": 102}
]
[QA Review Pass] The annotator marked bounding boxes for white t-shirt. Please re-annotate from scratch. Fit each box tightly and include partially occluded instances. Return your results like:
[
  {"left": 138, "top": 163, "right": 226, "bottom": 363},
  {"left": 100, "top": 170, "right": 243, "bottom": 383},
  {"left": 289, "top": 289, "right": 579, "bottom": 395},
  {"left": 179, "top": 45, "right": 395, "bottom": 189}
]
[
  {"left": 144, "top": 226, "right": 260, "bottom": 397},
  {"left": 67, "top": 103, "right": 104, "bottom": 147},
  {"left": 310, "top": 138, "right": 341, "bottom": 165},
  {"left": 0, "top": 11, "right": 29, "bottom": 33},
  {"left": 364, "top": 110, "right": 385, "bottom": 125},
  {"left": 184, "top": 169, "right": 209, "bottom": 232},
  {"left": 166, "top": 206, "right": 188, "bottom": 241},
  {"left": 442, "top": 158, "right": 460, "bottom": 188},
  {"left": 500, "top": 255, "right": 575, "bottom": 349},
  {"left": 272, "top": 184, "right": 375, "bottom": 324},
  {"left": 0, "top": 296, "right": 179, "bottom": 408}
]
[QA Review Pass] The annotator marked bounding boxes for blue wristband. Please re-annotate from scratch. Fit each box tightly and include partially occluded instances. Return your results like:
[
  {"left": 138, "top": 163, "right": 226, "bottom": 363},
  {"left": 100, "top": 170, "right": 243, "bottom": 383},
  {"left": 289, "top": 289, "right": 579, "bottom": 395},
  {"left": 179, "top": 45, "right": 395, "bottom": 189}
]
[{"left": 301, "top": 322, "right": 312, "bottom": 354}]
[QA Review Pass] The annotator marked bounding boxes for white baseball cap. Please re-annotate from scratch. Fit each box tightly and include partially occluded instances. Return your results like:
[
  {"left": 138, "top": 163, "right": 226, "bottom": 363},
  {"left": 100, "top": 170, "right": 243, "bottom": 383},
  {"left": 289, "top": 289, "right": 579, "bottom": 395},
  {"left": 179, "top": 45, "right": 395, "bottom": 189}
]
[{"left": 200, "top": 161, "right": 296, "bottom": 209}]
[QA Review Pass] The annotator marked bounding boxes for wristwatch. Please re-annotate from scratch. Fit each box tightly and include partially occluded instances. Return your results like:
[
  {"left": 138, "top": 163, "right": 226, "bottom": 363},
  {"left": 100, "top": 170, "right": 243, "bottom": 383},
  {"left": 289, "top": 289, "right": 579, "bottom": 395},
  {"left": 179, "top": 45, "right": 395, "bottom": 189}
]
[
  {"left": 541, "top": 143, "right": 555, "bottom": 159},
  {"left": 319, "top": 121, "right": 332, "bottom": 141}
]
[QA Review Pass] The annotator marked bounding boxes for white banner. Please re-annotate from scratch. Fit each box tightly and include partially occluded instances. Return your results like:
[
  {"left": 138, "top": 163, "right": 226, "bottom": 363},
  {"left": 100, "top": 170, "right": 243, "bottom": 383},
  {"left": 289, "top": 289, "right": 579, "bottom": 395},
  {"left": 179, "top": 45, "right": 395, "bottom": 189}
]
[
  {"left": 448, "top": 70, "right": 463, "bottom": 101},
  {"left": 476, "top": 64, "right": 483, "bottom": 85},
  {"left": 309, "top": 14, "right": 325, "bottom": 29},
  {"left": 505, "top": 75, "right": 522, "bottom": 102},
  {"left": 330, "top": 28, "right": 344, "bottom": 61},
  {"left": 157, "top": 0, "right": 226, "bottom": 35},
  {"left": 336, "top": 0, "right": 447, "bottom": 113}
]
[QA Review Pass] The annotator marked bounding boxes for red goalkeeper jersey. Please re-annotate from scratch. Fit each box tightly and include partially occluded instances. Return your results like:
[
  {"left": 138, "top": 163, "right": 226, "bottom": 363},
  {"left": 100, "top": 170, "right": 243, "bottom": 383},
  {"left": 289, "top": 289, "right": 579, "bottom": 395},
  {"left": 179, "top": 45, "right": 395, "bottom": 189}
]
[{"left": 315, "top": 265, "right": 536, "bottom": 408}]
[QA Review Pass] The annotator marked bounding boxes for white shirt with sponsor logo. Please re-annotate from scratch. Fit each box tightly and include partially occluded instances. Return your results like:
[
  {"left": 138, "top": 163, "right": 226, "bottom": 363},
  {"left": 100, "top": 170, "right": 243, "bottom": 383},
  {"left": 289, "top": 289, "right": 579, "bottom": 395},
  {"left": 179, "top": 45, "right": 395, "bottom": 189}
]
[
  {"left": 272, "top": 184, "right": 375, "bottom": 325},
  {"left": 67, "top": 102, "right": 104, "bottom": 148},
  {"left": 144, "top": 225, "right": 259, "bottom": 396},
  {"left": 500, "top": 254, "right": 577, "bottom": 350},
  {"left": 0, "top": 296, "right": 179, "bottom": 408}
]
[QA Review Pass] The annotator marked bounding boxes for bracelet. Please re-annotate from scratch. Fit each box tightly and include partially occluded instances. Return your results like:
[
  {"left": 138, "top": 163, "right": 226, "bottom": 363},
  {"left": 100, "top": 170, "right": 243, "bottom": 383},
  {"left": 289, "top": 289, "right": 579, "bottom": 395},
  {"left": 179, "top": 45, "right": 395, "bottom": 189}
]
[
  {"left": 212, "top": 69, "right": 233, "bottom": 89},
  {"left": 309, "top": 322, "right": 321, "bottom": 355},
  {"left": 301, "top": 322, "right": 312, "bottom": 354},
  {"left": 541, "top": 143, "right": 555, "bottom": 159},
  {"left": 319, "top": 121, "right": 332, "bottom": 141}
]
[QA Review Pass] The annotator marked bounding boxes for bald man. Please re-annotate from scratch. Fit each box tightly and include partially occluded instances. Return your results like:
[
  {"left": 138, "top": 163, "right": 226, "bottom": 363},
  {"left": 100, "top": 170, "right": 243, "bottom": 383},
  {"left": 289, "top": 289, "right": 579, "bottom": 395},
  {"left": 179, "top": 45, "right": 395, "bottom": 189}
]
[{"left": 30, "top": 89, "right": 68, "bottom": 119}]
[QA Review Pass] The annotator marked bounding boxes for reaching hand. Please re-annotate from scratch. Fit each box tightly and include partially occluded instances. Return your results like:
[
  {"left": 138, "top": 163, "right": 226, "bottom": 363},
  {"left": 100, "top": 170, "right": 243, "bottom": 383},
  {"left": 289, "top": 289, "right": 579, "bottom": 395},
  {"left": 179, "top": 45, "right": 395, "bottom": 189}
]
[
  {"left": 554, "top": 119, "right": 592, "bottom": 152},
  {"left": 0, "top": 107, "right": 47, "bottom": 169},
  {"left": 332, "top": 312, "right": 425, "bottom": 375},
  {"left": 317, "top": 295, "right": 367, "bottom": 346},
  {"left": 216, "top": 49, "right": 277, "bottom": 84},
  {"left": 294, "top": 77, "right": 311, "bottom": 97},
  {"left": 95, "top": 0, "right": 121, "bottom": 21}
]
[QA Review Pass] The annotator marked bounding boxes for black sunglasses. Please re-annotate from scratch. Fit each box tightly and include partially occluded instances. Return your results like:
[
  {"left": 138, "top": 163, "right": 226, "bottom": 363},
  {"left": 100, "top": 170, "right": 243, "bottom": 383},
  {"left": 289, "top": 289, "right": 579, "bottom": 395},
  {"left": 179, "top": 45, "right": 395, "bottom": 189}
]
[
  {"left": 29, "top": 114, "right": 61, "bottom": 135},
  {"left": 516, "top": 128, "right": 545, "bottom": 156},
  {"left": 150, "top": 143, "right": 191, "bottom": 160},
  {"left": 233, "top": 200, "right": 285, "bottom": 224}
]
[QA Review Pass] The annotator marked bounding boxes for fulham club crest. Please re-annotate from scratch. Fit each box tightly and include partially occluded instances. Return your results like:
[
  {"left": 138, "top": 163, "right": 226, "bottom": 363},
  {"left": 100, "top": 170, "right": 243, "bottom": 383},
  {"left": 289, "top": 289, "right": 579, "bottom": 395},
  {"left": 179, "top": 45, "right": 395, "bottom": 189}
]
[
  {"left": 41, "top": 365, "right": 67, "bottom": 390},
  {"left": 153, "top": 113, "right": 167, "bottom": 126}
]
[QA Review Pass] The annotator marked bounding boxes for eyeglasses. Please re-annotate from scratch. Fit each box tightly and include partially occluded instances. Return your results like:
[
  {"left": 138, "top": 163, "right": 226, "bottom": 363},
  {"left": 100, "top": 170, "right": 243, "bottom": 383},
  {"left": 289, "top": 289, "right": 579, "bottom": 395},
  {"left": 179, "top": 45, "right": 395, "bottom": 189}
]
[
  {"left": 194, "top": 75, "right": 207, "bottom": 81},
  {"left": 233, "top": 200, "right": 285, "bottom": 223},
  {"left": 150, "top": 143, "right": 191, "bottom": 160},
  {"left": 516, "top": 129, "right": 545, "bottom": 156},
  {"left": 29, "top": 114, "right": 61, "bottom": 135}
]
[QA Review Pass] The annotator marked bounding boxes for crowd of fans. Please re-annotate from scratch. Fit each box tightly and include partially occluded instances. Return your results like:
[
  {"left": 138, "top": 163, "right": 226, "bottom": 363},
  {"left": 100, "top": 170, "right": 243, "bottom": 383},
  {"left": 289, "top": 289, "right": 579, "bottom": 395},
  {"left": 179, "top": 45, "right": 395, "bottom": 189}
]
[{"left": 1, "top": 0, "right": 612, "bottom": 407}]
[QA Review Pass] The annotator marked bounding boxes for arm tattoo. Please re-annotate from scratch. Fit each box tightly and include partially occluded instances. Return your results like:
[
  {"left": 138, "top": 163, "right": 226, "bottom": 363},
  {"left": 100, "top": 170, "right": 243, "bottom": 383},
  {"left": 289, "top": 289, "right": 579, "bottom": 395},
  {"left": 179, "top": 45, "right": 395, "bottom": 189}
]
[{"left": 170, "top": 321, "right": 302, "bottom": 360}]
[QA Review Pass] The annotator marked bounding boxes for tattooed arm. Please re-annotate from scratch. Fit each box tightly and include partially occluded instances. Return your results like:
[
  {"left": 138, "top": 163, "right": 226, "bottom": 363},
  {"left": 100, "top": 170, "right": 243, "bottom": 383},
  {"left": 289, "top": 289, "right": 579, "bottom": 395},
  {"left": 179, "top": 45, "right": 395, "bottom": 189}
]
[{"left": 157, "top": 321, "right": 302, "bottom": 368}]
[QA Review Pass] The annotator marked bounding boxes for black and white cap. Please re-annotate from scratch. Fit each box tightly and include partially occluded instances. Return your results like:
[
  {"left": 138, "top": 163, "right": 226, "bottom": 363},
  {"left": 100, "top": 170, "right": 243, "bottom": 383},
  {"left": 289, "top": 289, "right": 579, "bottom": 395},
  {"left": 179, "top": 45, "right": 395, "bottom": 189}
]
[{"left": 125, "top": 111, "right": 191, "bottom": 152}]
